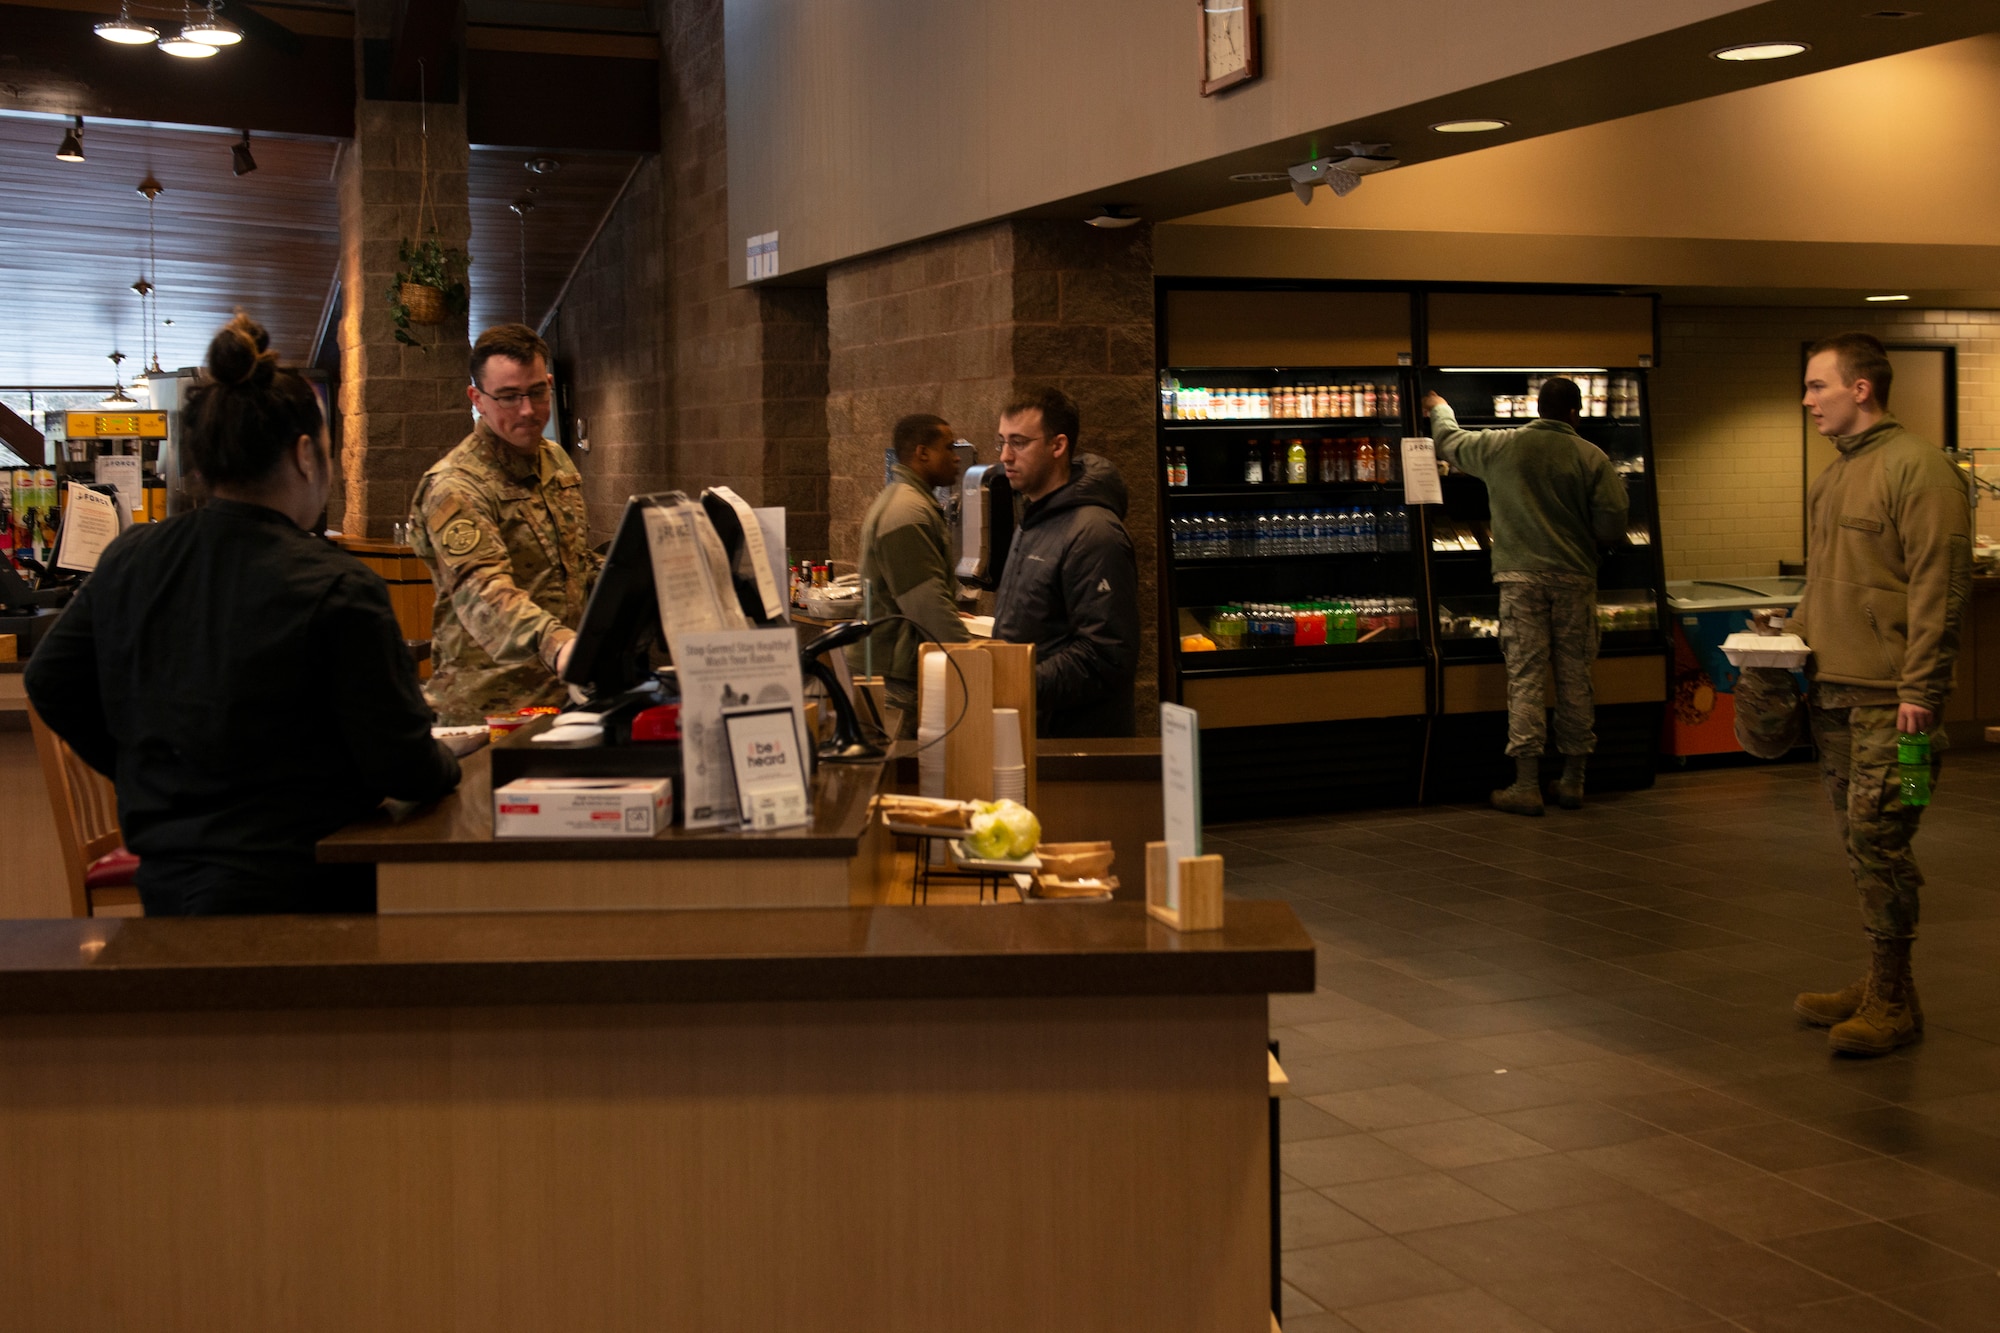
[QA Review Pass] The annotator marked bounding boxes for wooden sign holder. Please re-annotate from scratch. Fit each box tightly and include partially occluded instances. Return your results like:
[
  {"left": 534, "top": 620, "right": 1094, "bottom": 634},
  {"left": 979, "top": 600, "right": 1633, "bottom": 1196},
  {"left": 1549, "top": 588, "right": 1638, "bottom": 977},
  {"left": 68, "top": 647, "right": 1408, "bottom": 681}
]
[{"left": 1145, "top": 841, "right": 1224, "bottom": 932}]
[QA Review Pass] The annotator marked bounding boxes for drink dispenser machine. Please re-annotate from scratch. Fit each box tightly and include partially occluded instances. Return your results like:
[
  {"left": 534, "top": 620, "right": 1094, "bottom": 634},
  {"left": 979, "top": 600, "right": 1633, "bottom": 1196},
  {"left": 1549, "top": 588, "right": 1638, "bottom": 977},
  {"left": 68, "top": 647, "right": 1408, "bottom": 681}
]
[{"left": 954, "top": 463, "right": 1013, "bottom": 590}]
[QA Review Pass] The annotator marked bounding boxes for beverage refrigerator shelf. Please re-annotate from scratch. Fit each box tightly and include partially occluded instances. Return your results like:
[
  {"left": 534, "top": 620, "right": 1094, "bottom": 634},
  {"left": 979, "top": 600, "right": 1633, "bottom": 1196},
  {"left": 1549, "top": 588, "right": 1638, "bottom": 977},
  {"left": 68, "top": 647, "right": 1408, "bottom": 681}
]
[
  {"left": 1172, "top": 553, "right": 1411, "bottom": 569},
  {"left": 1166, "top": 484, "right": 1403, "bottom": 499},
  {"left": 1160, "top": 419, "right": 1401, "bottom": 430},
  {"left": 1176, "top": 648, "right": 1427, "bottom": 677}
]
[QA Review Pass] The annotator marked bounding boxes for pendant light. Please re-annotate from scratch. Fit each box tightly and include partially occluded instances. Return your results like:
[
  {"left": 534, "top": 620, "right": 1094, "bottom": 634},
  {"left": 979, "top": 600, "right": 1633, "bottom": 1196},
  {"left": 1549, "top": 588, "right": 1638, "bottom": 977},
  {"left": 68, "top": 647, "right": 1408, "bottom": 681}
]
[
  {"left": 159, "top": 5, "right": 220, "bottom": 57},
  {"left": 133, "top": 176, "right": 165, "bottom": 392},
  {"left": 56, "top": 116, "right": 86, "bottom": 163},
  {"left": 179, "top": 2, "right": 242, "bottom": 46},
  {"left": 100, "top": 352, "right": 138, "bottom": 410},
  {"left": 95, "top": 2, "right": 160, "bottom": 44}
]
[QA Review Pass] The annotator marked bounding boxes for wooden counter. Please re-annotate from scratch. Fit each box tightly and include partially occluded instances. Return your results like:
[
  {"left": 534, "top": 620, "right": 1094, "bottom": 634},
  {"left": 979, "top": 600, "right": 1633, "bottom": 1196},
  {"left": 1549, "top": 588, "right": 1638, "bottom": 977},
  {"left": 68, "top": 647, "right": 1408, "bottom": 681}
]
[
  {"left": 319, "top": 747, "right": 894, "bottom": 913},
  {"left": 0, "top": 903, "right": 1314, "bottom": 1333}
]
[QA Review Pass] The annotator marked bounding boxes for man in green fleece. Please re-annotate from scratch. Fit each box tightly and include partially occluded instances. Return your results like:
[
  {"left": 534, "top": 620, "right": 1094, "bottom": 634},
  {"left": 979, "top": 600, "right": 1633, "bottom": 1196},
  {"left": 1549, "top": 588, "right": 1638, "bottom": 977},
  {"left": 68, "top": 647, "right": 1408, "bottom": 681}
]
[
  {"left": 853, "top": 413, "right": 970, "bottom": 736},
  {"left": 1427, "top": 378, "right": 1629, "bottom": 815},
  {"left": 1791, "top": 332, "right": 1971, "bottom": 1057}
]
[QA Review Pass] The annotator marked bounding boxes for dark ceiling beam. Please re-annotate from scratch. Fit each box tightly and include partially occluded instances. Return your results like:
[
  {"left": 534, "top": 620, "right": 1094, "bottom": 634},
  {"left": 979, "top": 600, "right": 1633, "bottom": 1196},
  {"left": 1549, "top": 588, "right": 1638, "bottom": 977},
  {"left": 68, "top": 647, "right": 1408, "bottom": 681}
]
[
  {"left": 384, "top": 0, "right": 465, "bottom": 101},
  {"left": 466, "top": 51, "right": 659, "bottom": 152}
]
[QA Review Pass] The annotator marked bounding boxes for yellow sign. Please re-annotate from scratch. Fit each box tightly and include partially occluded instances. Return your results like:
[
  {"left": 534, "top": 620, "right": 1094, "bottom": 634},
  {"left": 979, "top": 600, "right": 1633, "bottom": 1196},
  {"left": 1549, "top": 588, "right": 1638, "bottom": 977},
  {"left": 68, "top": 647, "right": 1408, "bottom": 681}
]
[{"left": 64, "top": 411, "right": 168, "bottom": 440}]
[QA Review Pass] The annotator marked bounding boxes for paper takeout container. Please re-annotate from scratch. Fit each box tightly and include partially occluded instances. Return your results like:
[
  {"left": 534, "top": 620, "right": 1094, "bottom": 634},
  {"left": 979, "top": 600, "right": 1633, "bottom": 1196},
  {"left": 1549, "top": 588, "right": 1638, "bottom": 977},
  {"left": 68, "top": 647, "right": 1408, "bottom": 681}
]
[{"left": 1721, "top": 631, "right": 1810, "bottom": 670}]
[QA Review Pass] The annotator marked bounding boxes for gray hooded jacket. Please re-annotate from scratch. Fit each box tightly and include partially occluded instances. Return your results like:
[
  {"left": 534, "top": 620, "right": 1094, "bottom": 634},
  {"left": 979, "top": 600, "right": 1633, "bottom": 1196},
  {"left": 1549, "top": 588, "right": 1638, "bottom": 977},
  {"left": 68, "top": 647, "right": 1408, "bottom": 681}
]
[{"left": 992, "top": 453, "right": 1140, "bottom": 737}]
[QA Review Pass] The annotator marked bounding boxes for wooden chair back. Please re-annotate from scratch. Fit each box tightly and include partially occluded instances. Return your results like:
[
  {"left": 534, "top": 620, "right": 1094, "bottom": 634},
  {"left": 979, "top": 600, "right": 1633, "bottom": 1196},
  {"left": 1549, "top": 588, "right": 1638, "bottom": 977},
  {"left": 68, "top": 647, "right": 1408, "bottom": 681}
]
[{"left": 27, "top": 705, "right": 129, "bottom": 917}]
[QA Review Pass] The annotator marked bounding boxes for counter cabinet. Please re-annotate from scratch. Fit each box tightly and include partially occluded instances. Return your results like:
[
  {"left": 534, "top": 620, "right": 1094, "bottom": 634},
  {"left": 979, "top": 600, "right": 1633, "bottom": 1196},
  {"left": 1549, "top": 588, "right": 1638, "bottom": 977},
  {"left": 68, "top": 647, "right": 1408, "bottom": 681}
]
[{"left": 0, "top": 902, "right": 1315, "bottom": 1333}]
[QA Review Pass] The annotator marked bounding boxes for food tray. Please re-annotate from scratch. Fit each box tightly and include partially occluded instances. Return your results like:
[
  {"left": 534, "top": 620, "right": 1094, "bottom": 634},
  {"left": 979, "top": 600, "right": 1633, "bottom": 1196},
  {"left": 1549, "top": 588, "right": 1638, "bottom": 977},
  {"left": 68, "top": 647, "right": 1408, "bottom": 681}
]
[
  {"left": 884, "top": 819, "right": 971, "bottom": 838},
  {"left": 1721, "top": 631, "right": 1810, "bottom": 670},
  {"left": 947, "top": 840, "right": 1042, "bottom": 874}
]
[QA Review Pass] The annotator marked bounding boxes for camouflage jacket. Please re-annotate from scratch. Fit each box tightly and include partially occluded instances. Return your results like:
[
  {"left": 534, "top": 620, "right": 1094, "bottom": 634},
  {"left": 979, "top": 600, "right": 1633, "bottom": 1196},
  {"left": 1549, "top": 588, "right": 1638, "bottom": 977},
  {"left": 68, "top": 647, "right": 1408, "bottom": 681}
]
[{"left": 410, "top": 422, "right": 602, "bottom": 724}]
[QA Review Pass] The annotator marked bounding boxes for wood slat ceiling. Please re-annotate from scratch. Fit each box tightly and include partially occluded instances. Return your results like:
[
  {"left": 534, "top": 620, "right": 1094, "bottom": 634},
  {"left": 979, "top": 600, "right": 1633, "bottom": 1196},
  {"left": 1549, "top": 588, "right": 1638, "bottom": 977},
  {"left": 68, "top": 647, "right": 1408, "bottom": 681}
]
[
  {"left": 0, "top": 111, "right": 642, "bottom": 388},
  {"left": 0, "top": 113, "right": 341, "bottom": 386},
  {"left": 468, "top": 147, "right": 640, "bottom": 334}
]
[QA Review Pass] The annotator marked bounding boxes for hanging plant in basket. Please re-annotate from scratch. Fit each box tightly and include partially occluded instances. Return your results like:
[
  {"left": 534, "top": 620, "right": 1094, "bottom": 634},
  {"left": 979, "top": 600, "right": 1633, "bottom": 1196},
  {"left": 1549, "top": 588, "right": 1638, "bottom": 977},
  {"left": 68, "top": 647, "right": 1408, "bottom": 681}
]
[{"left": 385, "top": 234, "right": 469, "bottom": 348}]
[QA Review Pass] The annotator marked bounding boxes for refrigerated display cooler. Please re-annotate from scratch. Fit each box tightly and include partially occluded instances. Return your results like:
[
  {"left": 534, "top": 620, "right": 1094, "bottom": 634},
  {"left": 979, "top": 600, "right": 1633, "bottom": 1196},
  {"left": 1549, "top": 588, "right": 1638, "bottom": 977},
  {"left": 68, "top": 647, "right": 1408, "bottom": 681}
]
[
  {"left": 1664, "top": 577, "right": 1806, "bottom": 758},
  {"left": 1417, "top": 365, "right": 1670, "bottom": 800},
  {"left": 1158, "top": 361, "right": 1430, "bottom": 818}
]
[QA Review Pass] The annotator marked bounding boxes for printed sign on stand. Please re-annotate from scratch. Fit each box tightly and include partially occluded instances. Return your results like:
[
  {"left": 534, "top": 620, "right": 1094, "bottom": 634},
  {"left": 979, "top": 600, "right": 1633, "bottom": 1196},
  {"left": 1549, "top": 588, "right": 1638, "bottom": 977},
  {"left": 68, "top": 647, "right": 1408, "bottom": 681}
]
[
  {"left": 1158, "top": 703, "right": 1202, "bottom": 910},
  {"left": 676, "top": 627, "right": 808, "bottom": 830},
  {"left": 723, "top": 706, "right": 810, "bottom": 830},
  {"left": 53, "top": 483, "right": 120, "bottom": 572}
]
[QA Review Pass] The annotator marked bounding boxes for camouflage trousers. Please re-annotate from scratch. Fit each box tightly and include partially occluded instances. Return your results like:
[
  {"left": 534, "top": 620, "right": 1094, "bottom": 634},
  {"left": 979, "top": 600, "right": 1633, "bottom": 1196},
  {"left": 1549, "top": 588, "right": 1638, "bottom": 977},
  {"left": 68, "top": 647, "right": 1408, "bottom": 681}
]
[
  {"left": 1498, "top": 579, "right": 1600, "bottom": 758},
  {"left": 1809, "top": 702, "right": 1946, "bottom": 941}
]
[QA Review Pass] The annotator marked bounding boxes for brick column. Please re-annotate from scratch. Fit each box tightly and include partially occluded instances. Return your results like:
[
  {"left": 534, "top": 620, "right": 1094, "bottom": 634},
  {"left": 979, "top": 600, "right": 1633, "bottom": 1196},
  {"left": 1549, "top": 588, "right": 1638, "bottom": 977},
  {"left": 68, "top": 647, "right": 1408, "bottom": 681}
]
[
  {"left": 826, "top": 219, "right": 1159, "bottom": 728},
  {"left": 334, "top": 96, "right": 472, "bottom": 538}
]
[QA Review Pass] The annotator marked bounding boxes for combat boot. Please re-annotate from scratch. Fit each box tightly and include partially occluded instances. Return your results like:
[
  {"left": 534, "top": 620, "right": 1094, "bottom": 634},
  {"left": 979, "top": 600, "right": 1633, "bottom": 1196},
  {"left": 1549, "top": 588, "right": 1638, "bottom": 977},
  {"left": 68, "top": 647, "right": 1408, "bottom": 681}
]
[
  {"left": 1491, "top": 756, "right": 1544, "bottom": 817},
  {"left": 1797, "top": 957, "right": 1924, "bottom": 1032},
  {"left": 1554, "top": 755, "right": 1587, "bottom": 810},
  {"left": 1829, "top": 938, "right": 1921, "bottom": 1056}
]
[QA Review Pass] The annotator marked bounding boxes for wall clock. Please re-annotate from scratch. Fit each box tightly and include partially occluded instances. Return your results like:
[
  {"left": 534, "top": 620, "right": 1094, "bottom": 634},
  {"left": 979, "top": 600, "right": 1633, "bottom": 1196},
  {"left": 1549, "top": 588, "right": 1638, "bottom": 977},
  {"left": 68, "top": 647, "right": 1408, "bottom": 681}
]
[{"left": 1200, "top": 0, "right": 1259, "bottom": 96}]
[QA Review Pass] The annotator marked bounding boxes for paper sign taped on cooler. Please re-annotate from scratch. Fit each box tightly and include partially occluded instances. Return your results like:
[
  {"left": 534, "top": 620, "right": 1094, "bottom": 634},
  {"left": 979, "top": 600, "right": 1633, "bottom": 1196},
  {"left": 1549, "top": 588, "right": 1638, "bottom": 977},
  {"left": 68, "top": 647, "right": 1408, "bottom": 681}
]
[
  {"left": 1158, "top": 702, "right": 1203, "bottom": 911},
  {"left": 1401, "top": 438, "right": 1443, "bottom": 506},
  {"left": 53, "top": 482, "right": 121, "bottom": 572}
]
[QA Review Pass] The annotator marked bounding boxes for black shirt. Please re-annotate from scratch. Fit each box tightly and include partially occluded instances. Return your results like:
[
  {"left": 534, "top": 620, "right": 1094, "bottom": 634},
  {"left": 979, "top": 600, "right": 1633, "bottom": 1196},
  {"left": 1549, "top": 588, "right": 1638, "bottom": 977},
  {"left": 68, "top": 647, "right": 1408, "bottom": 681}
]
[{"left": 25, "top": 500, "right": 460, "bottom": 914}]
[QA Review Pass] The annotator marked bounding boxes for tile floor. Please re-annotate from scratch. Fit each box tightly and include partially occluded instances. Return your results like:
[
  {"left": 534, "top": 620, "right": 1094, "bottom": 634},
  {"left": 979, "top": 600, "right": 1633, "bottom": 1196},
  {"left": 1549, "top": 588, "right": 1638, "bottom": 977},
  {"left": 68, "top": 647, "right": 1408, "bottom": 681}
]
[{"left": 1216, "top": 745, "right": 2000, "bottom": 1333}]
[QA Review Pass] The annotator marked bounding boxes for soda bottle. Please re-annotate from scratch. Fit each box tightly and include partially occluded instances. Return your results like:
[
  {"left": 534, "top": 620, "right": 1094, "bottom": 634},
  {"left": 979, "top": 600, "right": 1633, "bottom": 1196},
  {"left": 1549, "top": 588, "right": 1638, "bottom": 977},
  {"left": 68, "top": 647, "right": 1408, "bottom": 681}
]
[
  {"left": 1243, "top": 440, "right": 1263, "bottom": 485},
  {"left": 1898, "top": 732, "right": 1932, "bottom": 808}
]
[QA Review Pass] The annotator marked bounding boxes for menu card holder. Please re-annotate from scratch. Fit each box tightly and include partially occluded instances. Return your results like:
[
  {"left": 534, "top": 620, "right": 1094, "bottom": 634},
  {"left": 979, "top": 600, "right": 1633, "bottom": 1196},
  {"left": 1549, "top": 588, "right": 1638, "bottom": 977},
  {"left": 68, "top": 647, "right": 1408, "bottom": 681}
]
[{"left": 1145, "top": 843, "right": 1224, "bottom": 932}]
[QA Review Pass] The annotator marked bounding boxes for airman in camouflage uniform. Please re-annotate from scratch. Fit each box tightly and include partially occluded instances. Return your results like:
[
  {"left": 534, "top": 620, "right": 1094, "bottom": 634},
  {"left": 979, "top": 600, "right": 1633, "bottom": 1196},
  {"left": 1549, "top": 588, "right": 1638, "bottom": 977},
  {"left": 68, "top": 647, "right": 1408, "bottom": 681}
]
[
  {"left": 1789, "top": 333, "right": 1971, "bottom": 1056},
  {"left": 1428, "top": 380, "right": 1629, "bottom": 815},
  {"left": 411, "top": 324, "right": 602, "bottom": 725}
]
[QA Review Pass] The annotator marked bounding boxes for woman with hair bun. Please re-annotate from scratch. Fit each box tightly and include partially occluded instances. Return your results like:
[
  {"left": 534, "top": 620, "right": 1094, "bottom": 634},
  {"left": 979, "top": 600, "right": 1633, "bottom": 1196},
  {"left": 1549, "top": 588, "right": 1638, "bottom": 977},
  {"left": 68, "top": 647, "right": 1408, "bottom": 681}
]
[{"left": 25, "top": 312, "right": 463, "bottom": 915}]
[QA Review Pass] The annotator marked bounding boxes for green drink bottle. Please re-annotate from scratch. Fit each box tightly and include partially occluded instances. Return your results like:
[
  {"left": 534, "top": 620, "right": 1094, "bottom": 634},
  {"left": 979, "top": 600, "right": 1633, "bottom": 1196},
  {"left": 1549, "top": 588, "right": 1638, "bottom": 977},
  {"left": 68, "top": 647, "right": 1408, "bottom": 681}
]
[{"left": 1897, "top": 731, "right": 1931, "bottom": 808}]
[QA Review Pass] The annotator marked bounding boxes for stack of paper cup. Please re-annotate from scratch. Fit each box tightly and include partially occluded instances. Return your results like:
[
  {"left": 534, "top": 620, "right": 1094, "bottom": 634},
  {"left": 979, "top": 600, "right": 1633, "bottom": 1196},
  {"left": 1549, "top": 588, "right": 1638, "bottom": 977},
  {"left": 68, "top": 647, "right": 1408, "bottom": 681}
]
[
  {"left": 918, "top": 651, "right": 947, "bottom": 800},
  {"left": 992, "top": 707, "right": 1026, "bottom": 804}
]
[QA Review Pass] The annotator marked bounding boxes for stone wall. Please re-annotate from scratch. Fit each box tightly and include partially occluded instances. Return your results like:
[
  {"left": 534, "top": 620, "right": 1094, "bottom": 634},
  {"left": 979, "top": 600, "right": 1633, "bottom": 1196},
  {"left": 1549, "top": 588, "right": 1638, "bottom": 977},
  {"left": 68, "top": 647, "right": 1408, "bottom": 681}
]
[
  {"left": 549, "top": 0, "right": 829, "bottom": 551},
  {"left": 826, "top": 219, "right": 1160, "bottom": 728},
  {"left": 550, "top": 157, "right": 668, "bottom": 538},
  {"left": 1652, "top": 305, "right": 2000, "bottom": 580},
  {"left": 334, "top": 98, "right": 472, "bottom": 538}
]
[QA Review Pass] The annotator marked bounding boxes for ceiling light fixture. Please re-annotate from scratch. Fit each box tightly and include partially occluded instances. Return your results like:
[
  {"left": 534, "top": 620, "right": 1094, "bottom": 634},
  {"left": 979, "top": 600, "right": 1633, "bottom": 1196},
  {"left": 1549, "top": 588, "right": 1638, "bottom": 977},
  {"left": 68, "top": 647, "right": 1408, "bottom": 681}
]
[
  {"left": 1431, "top": 118, "right": 1510, "bottom": 133},
  {"left": 1865, "top": 293, "right": 1911, "bottom": 302},
  {"left": 159, "top": 32, "right": 220, "bottom": 57},
  {"left": 100, "top": 352, "right": 138, "bottom": 410},
  {"left": 1085, "top": 205, "right": 1141, "bottom": 229},
  {"left": 56, "top": 116, "right": 86, "bottom": 162},
  {"left": 232, "top": 130, "right": 256, "bottom": 176},
  {"left": 525, "top": 156, "right": 562, "bottom": 175},
  {"left": 1289, "top": 143, "right": 1398, "bottom": 204},
  {"left": 94, "top": 2, "right": 159, "bottom": 43},
  {"left": 1711, "top": 41, "right": 1809, "bottom": 61},
  {"left": 180, "top": 3, "right": 242, "bottom": 45}
]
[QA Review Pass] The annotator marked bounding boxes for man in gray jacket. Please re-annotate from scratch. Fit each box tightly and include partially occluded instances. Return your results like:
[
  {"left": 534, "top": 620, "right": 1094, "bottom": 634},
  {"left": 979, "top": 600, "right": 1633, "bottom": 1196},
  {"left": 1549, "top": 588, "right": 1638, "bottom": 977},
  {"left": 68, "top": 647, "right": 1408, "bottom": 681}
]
[
  {"left": 992, "top": 387, "right": 1140, "bottom": 737},
  {"left": 854, "top": 413, "right": 970, "bottom": 736}
]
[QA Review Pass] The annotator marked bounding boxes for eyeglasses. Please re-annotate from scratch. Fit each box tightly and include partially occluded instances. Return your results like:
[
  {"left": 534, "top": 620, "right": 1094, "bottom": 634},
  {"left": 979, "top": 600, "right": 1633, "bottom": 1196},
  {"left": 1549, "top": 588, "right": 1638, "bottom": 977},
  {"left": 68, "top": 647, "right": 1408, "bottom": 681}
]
[
  {"left": 997, "top": 433, "right": 1045, "bottom": 451},
  {"left": 474, "top": 382, "right": 551, "bottom": 408}
]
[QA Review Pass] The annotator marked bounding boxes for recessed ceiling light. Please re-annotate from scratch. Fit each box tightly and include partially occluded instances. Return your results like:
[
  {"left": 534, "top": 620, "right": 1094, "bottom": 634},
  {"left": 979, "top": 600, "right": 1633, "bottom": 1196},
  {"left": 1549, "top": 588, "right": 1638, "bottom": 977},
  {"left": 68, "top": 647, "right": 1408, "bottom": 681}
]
[
  {"left": 525, "top": 156, "right": 562, "bottom": 175},
  {"left": 1865, "top": 293, "right": 1910, "bottom": 302},
  {"left": 1431, "top": 119, "right": 1510, "bottom": 133},
  {"left": 1711, "top": 41, "right": 1810, "bottom": 61}
]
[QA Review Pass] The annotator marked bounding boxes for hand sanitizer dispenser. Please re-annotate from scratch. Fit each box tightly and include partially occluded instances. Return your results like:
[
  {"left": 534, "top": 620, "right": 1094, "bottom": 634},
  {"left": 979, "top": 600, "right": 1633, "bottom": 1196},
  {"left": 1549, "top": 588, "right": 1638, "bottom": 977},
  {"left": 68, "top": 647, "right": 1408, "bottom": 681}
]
[{"left": 954, "top": 463, "right": 1013, "bottom": 590}]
